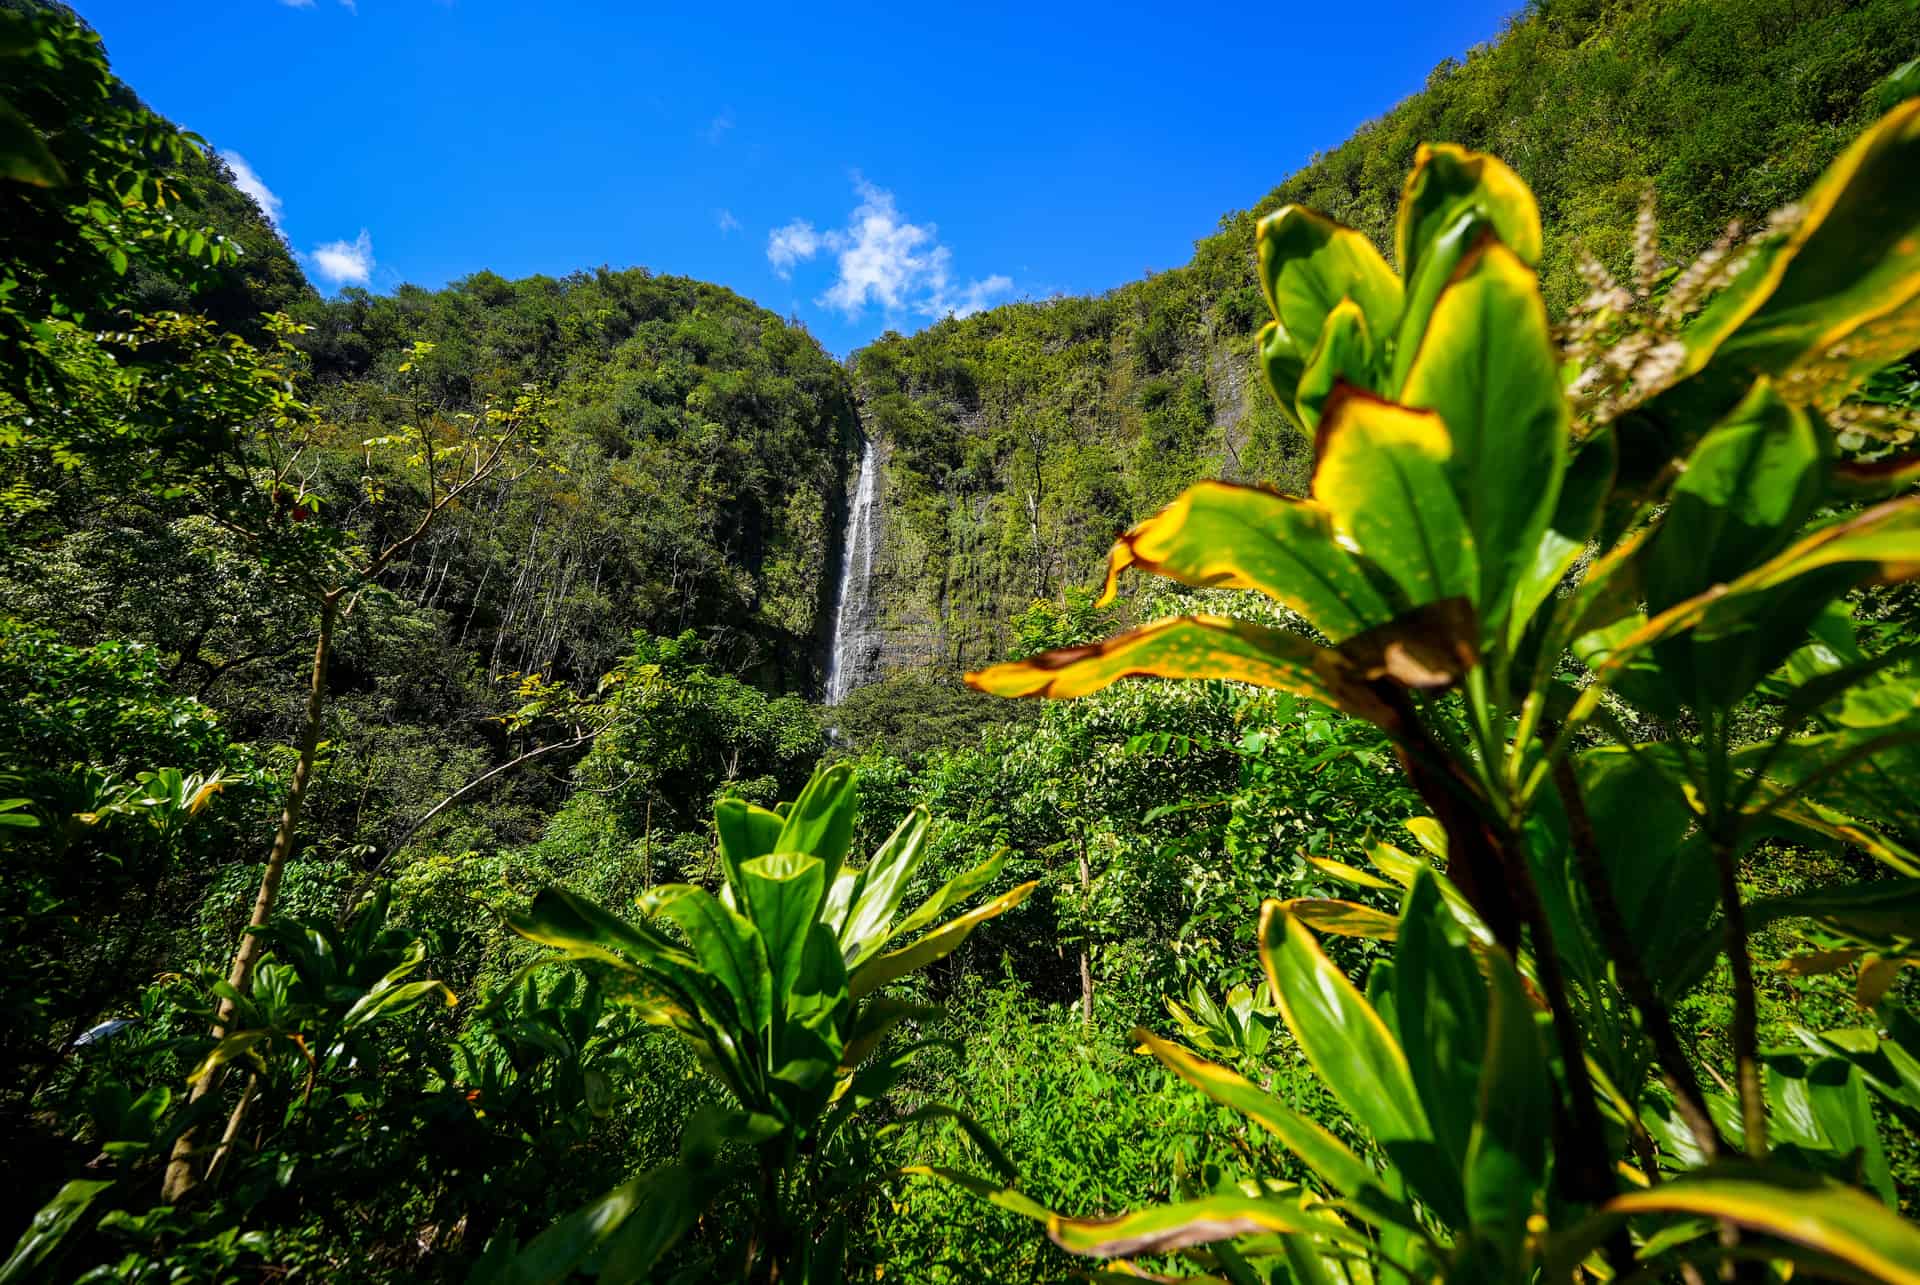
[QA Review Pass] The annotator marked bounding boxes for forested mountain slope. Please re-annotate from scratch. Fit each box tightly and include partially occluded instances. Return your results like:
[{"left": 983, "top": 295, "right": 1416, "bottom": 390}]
[
  {"left": 287, "top": 270, "right": 859, "bottom": 690},
  {"left": 847, "top": 0, "right": 1920, "bottom": 678}
]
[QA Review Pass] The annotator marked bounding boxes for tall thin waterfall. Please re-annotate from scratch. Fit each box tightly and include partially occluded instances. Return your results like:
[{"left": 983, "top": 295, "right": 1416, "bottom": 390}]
[{"left": 824, "top": 437, "right": 879, "bottom": 705}]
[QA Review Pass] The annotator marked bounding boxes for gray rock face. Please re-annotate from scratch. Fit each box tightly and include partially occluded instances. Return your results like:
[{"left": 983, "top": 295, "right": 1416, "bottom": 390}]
[{"left": 824, "top": 436, "right": 882, "bottom": 704}]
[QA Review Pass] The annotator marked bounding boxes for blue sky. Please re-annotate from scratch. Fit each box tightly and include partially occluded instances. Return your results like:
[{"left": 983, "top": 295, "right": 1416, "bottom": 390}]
[{"left": 79, "top": 0, "right": 1517, "bottom": 355}]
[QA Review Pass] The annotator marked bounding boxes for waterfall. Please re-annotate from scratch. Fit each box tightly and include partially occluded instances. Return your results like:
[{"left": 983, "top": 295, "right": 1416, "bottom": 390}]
[{"left": 824, "top": 437, "right": 879, "bottom": 705}]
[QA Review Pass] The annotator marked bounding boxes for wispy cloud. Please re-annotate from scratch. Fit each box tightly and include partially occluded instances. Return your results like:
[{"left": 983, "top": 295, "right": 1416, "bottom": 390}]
[
  {"left": 716, "top": 208, "right": 742, "bottom": 236},
  {"left": 308, "top": 229, "right": 375, "bottom": 287},
  {"left": 219, "top": 149, "right": 283, "bottom": 229},
  {"left": 769, "top": 178, "right": 1013, "bottom": 319},
  {"left": 767, "top": 219, "right": 822, "bottom": 278},
  {"left": 704, "top": 111, "right": 734, "bottom": 144},
  {"left": 278, "top": 0, "right": 315, "bottom": 7}
]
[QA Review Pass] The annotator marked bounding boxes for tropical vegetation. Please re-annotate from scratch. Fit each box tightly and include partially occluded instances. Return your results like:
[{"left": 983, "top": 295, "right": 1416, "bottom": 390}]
[{"left": 3, "top": 1, "right": 1919, "bottom": 1282}]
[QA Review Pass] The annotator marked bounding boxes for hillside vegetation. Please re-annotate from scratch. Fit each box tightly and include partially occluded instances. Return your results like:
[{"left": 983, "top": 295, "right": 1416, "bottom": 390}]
[
  {"left": 849, "top": 0, "right": 1920, "bottom": 676},
  {"left": 4, "top": 0, "right": 1920, "bottom": 1281}
]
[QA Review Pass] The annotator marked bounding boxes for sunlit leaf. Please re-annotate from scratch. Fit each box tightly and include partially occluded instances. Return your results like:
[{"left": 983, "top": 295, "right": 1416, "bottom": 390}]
[
  {"left": 1097, "top": 481, "right": 1392, "bottom": 640},
  {"left": 1280, "top": 897, "right": 1400, "bottom": 941},
  {"left": 966, "top": 614, "right": 1399, "bottom": 729},
  {"left": 1312, "top": 386, "right": 1477, "bottom": 611},
  {"left": 1398, "top": 236, "right": 1567, "bottom": 642},
  {"left": 847, "top": 881, "right": 1036, "bottom": 1001},
  {"left": 1257, "top": 205, "right": 1403, "bottom": 376}
]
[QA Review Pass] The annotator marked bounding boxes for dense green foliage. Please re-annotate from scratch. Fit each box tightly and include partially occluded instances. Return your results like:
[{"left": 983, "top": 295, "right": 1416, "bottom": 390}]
[
  {"left": 846, "top": 0, "right": 1920, "bottom": 675},
  {"left": 5, "top": 1, "right": 1920, "bottom": 1281}
]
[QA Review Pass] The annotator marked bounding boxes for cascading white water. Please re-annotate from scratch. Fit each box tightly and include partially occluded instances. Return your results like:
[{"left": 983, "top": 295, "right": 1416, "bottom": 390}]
[{"left": 824, "top": 437, "right": 878, "bottom": 705}]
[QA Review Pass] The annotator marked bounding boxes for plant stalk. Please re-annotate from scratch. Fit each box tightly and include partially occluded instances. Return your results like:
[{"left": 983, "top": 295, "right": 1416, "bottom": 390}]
[
  {"left": 1710, "top": 830, "right": 1767, "bottom": 1159},
  {"left": 1551, "top": 754, "right": 1726, "bottom": 1159},
  {"left": 162, "top": 591, "right": 337, "bottom": 1202}
]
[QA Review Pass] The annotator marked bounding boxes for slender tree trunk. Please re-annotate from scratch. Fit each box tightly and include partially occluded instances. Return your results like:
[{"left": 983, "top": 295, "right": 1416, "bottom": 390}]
[
  {"left": 201, "top": 1073, "right": 261, "bottom": 1191},
  {"left": 1077, "top": 836, "right": 1093, "bottom": 1027},
  {"left": 162, "top": 592, "right": 338, "bottom": 1202}
]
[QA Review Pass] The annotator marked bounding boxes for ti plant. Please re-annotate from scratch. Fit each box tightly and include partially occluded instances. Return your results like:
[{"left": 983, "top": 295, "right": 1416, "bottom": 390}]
[
  {"left": 477, "top": 763, "right": 1034, "bottom": 1284},
  {"left": 960, "top": 101, "right": 1920, "bottom": 1280}
]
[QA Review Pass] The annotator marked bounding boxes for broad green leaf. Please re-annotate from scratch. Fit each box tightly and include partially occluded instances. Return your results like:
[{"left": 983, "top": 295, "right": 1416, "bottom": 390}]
[
  {"left": 836, "top": 805, "right": 932, "bottom": 965},
  {"left": 1279, "top": 897, "right": 1399, "bottom": 941},
  {"left": 1312, "top": 387, "right": 1477, "bottom": 611},
  {"left": 714, "top": 798, "right": 784, "bottom": 907},
  {"left": 1742, "top": 878, "right": 1920, "bottom": 946},
  {"left": 1670, "top": 99, "right": 1920, "bottom": 415},
  {"left": 478, "top": 1163, "right": 705, "bottom": 1285},
  {"left": 648, "top": 885, "right": 771, "bottom": 1044},
  {"left": 739, "top": 851, "right": 827, "bottom": 1015},
  {"left": 340, "top": 977, "right": 457, "bottom": 1032},
  {"left": 1365, "top": 840, "right": 1424, "bottom": 888},
  {"left": 1572, "top": 746, "right": 1716, "bottom": 994},
  {"left": 1294, "top": 296, "right": 1376, "bottom": 431},
  {"left": 1394, "top": 872, "right": 1486, "bottom": 1192},
  {"left": 1258, "top": 318, "right": 1309, "bottom": 413},
  {"left": 1398, "top": 236, "right": 1567, "bottom": 643},
  {"left": 839, "top": 996, "right": 940, "bottom": 1071},
  {"left": 0, "top": 99, "right": 66, "bottom": 188},
  {"left": 966, "top": 614, "right": 1399, "bottom": 730},
  {"left": 1395, "top": 143, "right": 1543, "bottom": 295},
  {"left": 1463, "top": 950, "right": 1552, "bottom": 1262},
  {"left": 773, "top": 761, "right": 857, "bottom": 885},
  {"left": 0, "top": 1180, "right": 113, "bottom": 1285},
  {"left": 511, "top": 886, "right": 693, "bottom": 972},
  {"left": 1257, "top": 205, "right": 1403, "bottom": 373},
  {"left": 902, "top": 1164, "right": 1058, "bottom": 1225},
  {"left": 1597, "top": 1165, "right": 1920, "bottom": 1285},
  {"left": 886, "top": 849, "right": 1009, "bottom": 951},
  {"left": 1259, "top": 901, "right": 1439, "bottom": 1199},
  {"left": 1800, "top": 1014, "right": 1920, "bottom": 1130},
  {"left": 881, "top": 1103, "right": 1018, "bottom": 1182},
  {"left": 1643, "top": 380, "right": 1828, "bottom": 707},
  {"left": 187, "top": 1029, "right": 271, "bottom": 1084},
  {"left": 677, "top": 1102, "right": 783, "bottom": 1168},
  {"left": 1562, "top": 493, "right": 1920, "bottom": 734},
  {"left": 1136, "top": 1029, "right": 1391, "bottom": 1205},
  {"left": 847, "top": 881, "right": 1036, "bottom": 1001},
  {"left": 1096, "top": 480, "right": 1392, "bottom": 641},
  {"left": 1765, "top": 1054, "right": 1894, "bottom": 1206}
]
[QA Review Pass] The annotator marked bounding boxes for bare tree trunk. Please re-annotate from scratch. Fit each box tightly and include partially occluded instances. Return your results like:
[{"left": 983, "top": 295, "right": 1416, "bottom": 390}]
[{"left": 163, "top": 592, "right": 338, "bottom": 1202}]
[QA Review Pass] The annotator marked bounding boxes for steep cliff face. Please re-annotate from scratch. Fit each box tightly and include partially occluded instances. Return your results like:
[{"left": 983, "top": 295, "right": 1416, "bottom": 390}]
[
  {"left": 837, "top": 0, "right": 1920, "bottom": 687},
  {"left": 845, "top": 284, "right": 1299, "bottom": 679}
]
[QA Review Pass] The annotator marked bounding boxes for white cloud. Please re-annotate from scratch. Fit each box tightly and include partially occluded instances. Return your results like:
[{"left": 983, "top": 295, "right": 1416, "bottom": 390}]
[
  {"left": 770, "top": 178, "right": 1012, "bottom": 319},
  {"left": 704, "top": 112, "right": 734, "bottom": 144},
  {"left": 943, "top": 273, "right": 1015, "bottom": 319},
  {"left": 767, "top": 219, "right": 822, "bottom": 278},
  {"left": 716, "top": 208, "right": 742, "bottom": 236},
  {"left": 279, "top": 0, "right": 315, "bottom": 7},
  {"left": 218, "top": 149, "right": 283, "bottom": 229},
  {"left": 309, "top": 229, "right": 375, "bottom": 287}
]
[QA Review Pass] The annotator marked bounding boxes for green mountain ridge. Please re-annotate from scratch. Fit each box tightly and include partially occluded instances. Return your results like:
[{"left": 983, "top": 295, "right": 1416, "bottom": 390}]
[
  {"left": 839, "top": 0, "right": 1920, "bottom": 682},
  {"left": 25, "top": 0, "right": 1919, "bottom": 706}
]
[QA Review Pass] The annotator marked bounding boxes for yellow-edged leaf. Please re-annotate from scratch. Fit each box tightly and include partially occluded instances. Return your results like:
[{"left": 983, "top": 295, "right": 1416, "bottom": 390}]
[
  {"left": 1097, "top": 481, "right": 1393, "bottom": 641},
  {"left": 1280, "top": 897, "right": 1400, "bottom": 941},
  {"left": 966, "top": 614, "right": 1400, "bottom": 729},
  {"left": 1312, "top": 386, "right": 1477, "bottom": 610},
  {"left": 1605, "top": 1166, "right": 1920, "bottom": 1285},
  {"left": 846, "top": 881, "right": 1036, "bottom": 1001}
]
